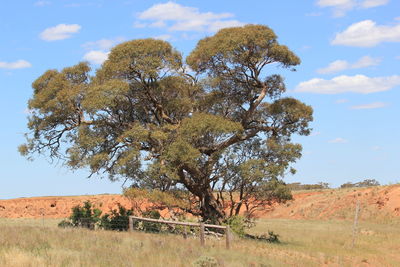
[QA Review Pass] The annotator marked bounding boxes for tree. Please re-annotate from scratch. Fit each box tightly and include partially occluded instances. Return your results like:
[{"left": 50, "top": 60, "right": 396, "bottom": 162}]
[{"left": 20, "top": 25, "right": 313, "bottom": 223}]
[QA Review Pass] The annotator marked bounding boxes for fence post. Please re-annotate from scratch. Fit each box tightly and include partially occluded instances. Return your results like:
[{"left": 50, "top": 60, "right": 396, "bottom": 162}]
[
  {"left": 199, "top": 223, "right": 205, "bottom": 246},
  {"left": 128, "top": 216, "right": 133, "bottom": 232},
  {"left": 183, "top": 225, "right": 188, "bottom": 239},
  {"left": 225, "top": 226, "right": 232, "bottom": 249},
  {"left": 351, "top": 199, "right": 360, "bottom": 248}
]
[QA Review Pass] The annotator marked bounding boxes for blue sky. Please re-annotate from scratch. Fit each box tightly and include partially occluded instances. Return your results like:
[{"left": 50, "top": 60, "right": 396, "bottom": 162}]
[{"left": 1, "top": 0, "right": 400, "bottom": 199}]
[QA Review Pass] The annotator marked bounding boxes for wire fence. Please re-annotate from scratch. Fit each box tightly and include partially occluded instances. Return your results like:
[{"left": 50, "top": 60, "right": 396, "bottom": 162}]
[
  {"left": 129, "top": 216, "right": 233, "bottom": 249},
  {"left": 54, "top": 216, "right": 233, "bottom": 249}
]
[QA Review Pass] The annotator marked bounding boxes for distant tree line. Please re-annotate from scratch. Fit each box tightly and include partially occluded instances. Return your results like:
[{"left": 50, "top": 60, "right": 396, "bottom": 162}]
[
  {"left": 287, "top": 178, "right": 381, "bottom": 191},
  {"left": 339, "top": 179, "right": 380, "bottom": 189},
  {"left": 287, "top": 182, "right": 330, "bottom": 191}
]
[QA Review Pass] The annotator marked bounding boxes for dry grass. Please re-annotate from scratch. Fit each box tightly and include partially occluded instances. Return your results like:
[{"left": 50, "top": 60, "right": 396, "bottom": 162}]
[
  {"left": 251, "top": 218, "right": 400, "bottom": 266},
  {"left": 0, "top": 218, "right": 399, "bottom": 266}
]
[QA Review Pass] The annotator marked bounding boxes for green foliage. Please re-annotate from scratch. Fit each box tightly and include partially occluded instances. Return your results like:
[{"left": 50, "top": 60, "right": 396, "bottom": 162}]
[
  {"left": 22, "top": 24, "right": 313, "bottom": 223},
  {"left": 340, "top": 179, "right": 380, "bottom": 189},
  {"left": 288, "top": 182, "right": 330, "bottom": 191},
  {"left": 57, "top": 219, "right": 73, "bottom": 228},
  {"left": 59, "top": 201, "right": 134, "bottom": 231},
  {"left": 140, "top": 210, "right": 161, "bottom": 233},
  {"left": 69, "top": 201, "right": 102, "bottom": 229},
  {"left": 179, "top": 113, "right": 243, "bottom": 145},
  {"left": 99, "top": 204, "right": 134, "bottom": 231},
  {"left": 193, "top": 256, "right": 219, "bottom": 267},
  {"left": 187, "top": 24, "right": 300, "bottom": 74},
  {"left": 96, "top": 39, "right": 182, "bottom": 82},
  {"left": 224, "top": 216, "right": 247, "bottom": 237}
]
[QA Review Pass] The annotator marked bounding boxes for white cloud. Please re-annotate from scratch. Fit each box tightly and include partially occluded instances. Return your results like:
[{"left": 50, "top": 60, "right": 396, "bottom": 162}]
[
  {"left": 82, "top": 37, "right": 125, "bottom": 51},
  {"left": 332, "top": 20, "right": 400, "bottom": 47},
  {"left": 0, "top": 60, "right": 32, "bottom": 69},
  {"left": 317, "top": 60, "right": 348, "bottom": 74},
  {"left": 310, "top": 131, "right": 322, "bottom": 136},
  {"left": 138, "top": 2, "right": 232, "bottom": 21},
  {"left": 207, "top": 20, "right": 244, "bottom": 32},
  {"left": 350, "top": 102, "right": 387, "bottom": 109},
  {"left": 360, "top": 0, "right": 389, "bottom": 8},
  {"left": 372, "top": 145, "right": 382, "bottom": 150},
  {"left": 137, "top": 2, "right": 245, "bottom": 33},
  {"left": 317, "top": 0, "right": 355, "bottom": 17},
  {"left": 83, "top": 50, "right": 109, "bottom": 65},
  {"left": 149, "top": 21, "right": 167, "bottom": 28},
  {"left": 153, "top": 34, "right": 172, "bottom": 41},
  {"left": 180, "top": 33, "right": 200, "bottom": 41},
  {"left": 82, "top": 38, "right": 125, "bottom": 66},
  {"left": 64, "top": 3, "right": 81, "bottom": 8},
  {"left": 40, "top": 24, "right": 81, "bottom": 41},
  {"left": 295, "top": 74, "right": 400, "bottom": 94},
  {"left": 329, "top": 137, "right": 348, "bottom": 143},
  {"left": 34, "top": 1, "right": 51, "bottom": 6},
  {"left": 317, "top": 0, "right": 389, "bottom": 17},
  {"left": 352, "top": 55, "right": 381, "bottom": 68},
  {"left": 317, "top": 56, "right": 381, "bottom": 74}
]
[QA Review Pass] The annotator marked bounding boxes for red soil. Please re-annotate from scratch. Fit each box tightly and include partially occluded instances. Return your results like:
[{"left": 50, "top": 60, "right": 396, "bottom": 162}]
[
  {"left": 1, "top": 185, "right": 400, "bottom": 220},
  {"left": 259, "top": 185, "right": 400, "bottom": 221}
]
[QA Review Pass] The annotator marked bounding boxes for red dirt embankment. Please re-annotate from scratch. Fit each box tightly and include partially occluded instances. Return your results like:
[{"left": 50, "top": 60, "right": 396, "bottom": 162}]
[
  {"left": 0, "top": 195, "right": 134, "bottom": 219},
  {"left": 260, "top": 185, "right": 400, "bottom": 221},
  {"left": 1, "top": 185, "right": 400, "bottom": 220}
]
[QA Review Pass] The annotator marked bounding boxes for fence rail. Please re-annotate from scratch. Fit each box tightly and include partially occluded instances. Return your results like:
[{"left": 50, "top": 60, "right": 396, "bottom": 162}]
[{"left": 128, "top": 216, "right": 232, "bottom": 249}]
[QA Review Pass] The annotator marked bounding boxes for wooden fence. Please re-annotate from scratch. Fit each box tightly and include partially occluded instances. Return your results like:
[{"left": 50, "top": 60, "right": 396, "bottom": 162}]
[{"left": 128, "top": 216, "right": 233, "bottom": 249}]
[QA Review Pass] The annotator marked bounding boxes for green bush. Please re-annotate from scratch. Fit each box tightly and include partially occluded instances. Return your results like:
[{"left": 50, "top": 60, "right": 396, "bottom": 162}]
[
  {"left": 70, "top": 201, "right": 102, "bottom": 229},
  {"left": 99, "top": 204, "right": 134, "bottom": 231},
  {"left": 140, "top": 210, "right": 161, "bottom": 232},
  {"left": 224, "top": 216, "right": 246, "bottom": 237},
  {"left": 193, "top": 256, "right": 219, "bottom": 267},
  {"left": 57, "top": 219, "right": 73, "bottom": 228},
  {"left": 58, "top": 201, "right": 101, "bottom": 230}
]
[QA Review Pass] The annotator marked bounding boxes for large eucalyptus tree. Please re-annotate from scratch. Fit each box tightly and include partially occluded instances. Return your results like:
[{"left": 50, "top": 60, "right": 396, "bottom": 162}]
[{"left": 20, "top": 25, "right": 313, "bottom": 223}]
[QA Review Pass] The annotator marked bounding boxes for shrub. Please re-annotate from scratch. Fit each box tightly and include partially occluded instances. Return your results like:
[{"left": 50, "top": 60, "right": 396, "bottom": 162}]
[
  {"left": 70, "top": 201, "right": 102, "bottom": 229},
  {"left": 58, "top": 201, "right": 101, "bottom": 230},
  {"left": 245, "top": 230, "right": 281, "bottom": 243},
  {"left": 265, "top": 231, "right": 280, "bottom": 243},
  {"left": 193, "top": 256, "right": 219, "bottom": 267},
  {"left": 224, "top": 216, "right": 246, "bottom": 237},
  {"left": 100, "top": 204, "right": 134, "bottom": 231},
  {"left": 140, "top": 210, "right": 161, "bottom": 232},
  {"left": 57, "top": 219, "right": 73, "bottom": 228}
]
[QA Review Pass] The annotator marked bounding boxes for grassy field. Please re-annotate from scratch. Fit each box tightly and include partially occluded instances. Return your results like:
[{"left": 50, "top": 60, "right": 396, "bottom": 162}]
[{"left": 0, "top": 218, "right": 399, "bottom": 266}]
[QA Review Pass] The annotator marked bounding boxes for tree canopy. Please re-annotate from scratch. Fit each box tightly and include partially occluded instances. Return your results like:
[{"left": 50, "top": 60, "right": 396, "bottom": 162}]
[{"left": 20, "top": 24, "right": 313, "bottom": 223}]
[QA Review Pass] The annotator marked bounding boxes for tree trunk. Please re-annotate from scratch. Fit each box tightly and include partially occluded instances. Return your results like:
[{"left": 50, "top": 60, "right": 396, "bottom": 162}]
[
  {"left": 178, "top": 167, "right": 225, "bottom": 223},
  {"left": 199, "top": 187, "right": 225, "bottom": 224}
]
